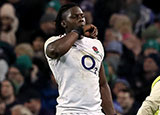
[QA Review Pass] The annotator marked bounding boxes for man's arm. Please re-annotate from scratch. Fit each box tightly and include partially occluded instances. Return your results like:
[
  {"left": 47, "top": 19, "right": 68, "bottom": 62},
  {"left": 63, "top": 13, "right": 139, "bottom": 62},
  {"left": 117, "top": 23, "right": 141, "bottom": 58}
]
[
  {"left": 46, "top": 32, "right": 79, "bottom": 59},
  {"left": 137, "top": 81, "right": 160, "bottom": 115},
  {"left": 99, "top": 64, "right": 116, "bottom": 115},
  {"left": 46, "top": 24, "right": 98, "bottom": 59}
]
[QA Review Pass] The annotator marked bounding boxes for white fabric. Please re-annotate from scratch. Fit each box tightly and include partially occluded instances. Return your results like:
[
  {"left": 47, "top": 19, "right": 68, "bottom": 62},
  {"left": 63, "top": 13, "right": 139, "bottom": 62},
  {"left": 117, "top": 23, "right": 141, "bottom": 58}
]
[
  {"left": 137, "top": 81, "right": 160, "bottom": 115},
  {"left": 0, "top": 59, "right": 8, "bottom": 81},
  {"left": 59, "top": 112, "right": 105, "bottom": 115},
  {"left": 44, "top": 35, "right": 104, "bottom": 114}
]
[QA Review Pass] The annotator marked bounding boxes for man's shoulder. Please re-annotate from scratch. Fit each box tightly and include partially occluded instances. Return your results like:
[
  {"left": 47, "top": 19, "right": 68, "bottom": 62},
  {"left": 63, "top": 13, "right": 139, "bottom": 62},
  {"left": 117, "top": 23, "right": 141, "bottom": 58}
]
[
  {"left": 44, "top": 35, "right": 60, "bottom": 55},
  {"left": 82, "top": 36, "right": 102, "bottom": 44},
  {"left": 152, "top": 76, "right": 160, "bottom": 89},
  {"left": 45, "top": 35, "right": 62, "bottom": 44},
  {"left": 44, "top": 35, "right": 65, "bottom": 49}
]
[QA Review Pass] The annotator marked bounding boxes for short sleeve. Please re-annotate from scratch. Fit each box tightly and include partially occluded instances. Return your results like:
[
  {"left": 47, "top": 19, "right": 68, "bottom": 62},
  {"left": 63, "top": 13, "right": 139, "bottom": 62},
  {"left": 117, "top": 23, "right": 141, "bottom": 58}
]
[{"left": 44, "top": 35, "right": 63, "bottom": 58}]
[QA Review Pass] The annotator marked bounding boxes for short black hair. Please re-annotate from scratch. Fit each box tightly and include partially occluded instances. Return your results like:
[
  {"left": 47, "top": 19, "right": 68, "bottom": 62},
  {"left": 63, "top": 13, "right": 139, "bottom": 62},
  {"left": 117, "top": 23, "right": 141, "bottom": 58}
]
[
  {"left": 0, "top": 79, "right": 16, "bottom": 96},
  {"left": 55, "top": 3, "right": 79, "bottom": 35},
  {"left": 23, "top": 89, "right": 41, "bottom": 102},
  {"left": 120, "top": 88, "right": 134, "bottom": 98}
]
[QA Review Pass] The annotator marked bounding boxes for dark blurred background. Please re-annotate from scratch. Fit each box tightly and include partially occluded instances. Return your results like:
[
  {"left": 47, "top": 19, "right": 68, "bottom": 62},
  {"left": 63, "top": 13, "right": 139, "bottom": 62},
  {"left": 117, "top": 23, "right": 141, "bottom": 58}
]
[{"left": 1, "top": 0, "right": 160, "bottom": 115}]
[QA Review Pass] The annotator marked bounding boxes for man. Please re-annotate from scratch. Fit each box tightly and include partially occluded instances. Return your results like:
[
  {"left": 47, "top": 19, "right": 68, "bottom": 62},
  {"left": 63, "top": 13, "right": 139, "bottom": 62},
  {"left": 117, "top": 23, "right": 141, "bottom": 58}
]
[
  {"left": 23, "top": 89, "right": 51, "bottom": 115},
  {"left": 137, "top": 76, "right": 160, "bottom": 115},
  {"left": 135, "top": 53, "right": 160, "bottom": 103},
  {"left": 117, "top": 89, "right": 140, "bottom": 115},
  {"left": 11, "top": 105, "right": 32, "bottom": 115},
  {"left": 0, "top": 3, "right": 18, "bottom": 46},
  {"left": 0, "top": 79, "right": 17, "bottom": 115},
  {"left": 44, "top": 3, "right": 116, "bottom": 115},
  {"left": 39, "top": 13, "right": 56, "bottom": 38},
  {"left": 7, "top": 64, "right": 27, "bottom": 95}
]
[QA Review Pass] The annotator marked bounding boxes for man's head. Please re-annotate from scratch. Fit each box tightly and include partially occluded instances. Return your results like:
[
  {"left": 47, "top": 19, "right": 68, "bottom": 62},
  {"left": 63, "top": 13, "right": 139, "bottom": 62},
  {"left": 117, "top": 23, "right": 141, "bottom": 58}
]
[
  {"left": 15, "top": 43, "right": 34, "bottom": 58},
  {"left": 0, "top": 3, "right": 17, "bottom": 32},
  {"left": 31, "top": 31, "right": 46, "bottom": 52},
  {"left": 55, "top": 3, "right": 86, "bottom": 35},
  {"left": 40, "top": 13, "right": 56, "bottom": 35},
  {"left": 32, "top": 36, "right": 45, "bottom": 52},
  {"left": 143, "top": 54, "right": 160, "bottom": 73},
  {"left": 24, "top": 90, "right": 41, "bottom": 114},
  {"left": 117, "top": 89, "right": 134, "bottom": 110},
  {"left": 7, "top": 66, "right": 24, "bottom": 86},
  {"left": 0, "top": 79, "right": 15, "bottom": 99},
  {"left": 11, "top": 105, "right": 32, "bottom": 115},
  {"left": 112, "top": 79, "right": 130, "bottom": 96}
]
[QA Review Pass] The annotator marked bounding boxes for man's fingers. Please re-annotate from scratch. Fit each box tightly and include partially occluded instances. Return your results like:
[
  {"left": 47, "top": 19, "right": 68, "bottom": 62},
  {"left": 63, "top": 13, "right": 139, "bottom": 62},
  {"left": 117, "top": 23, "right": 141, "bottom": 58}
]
[
  {"left": 83, "top": 24, "right": 91, "bottom": 32},
  {"left": 83, "top": 24, "right": 94, "bottom": 32},
  {"left": 90, "top": 33, "right": 97, "bottom": 38},
  {"left": 84, "top": 31, "right": 90, "bottom": 37},
  {"left": 83, "top": 24, "right": 98, "bottom": 38},
  {"left": 90, "top": 26, "right": 98, "bottom": 36}
]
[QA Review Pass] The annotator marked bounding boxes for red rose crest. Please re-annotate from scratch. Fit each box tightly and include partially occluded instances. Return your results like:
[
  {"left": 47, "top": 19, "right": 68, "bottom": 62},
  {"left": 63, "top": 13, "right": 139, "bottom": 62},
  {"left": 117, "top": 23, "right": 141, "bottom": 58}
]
[{"left": 92, "top": 46, "right": 99, "bottom": 53}]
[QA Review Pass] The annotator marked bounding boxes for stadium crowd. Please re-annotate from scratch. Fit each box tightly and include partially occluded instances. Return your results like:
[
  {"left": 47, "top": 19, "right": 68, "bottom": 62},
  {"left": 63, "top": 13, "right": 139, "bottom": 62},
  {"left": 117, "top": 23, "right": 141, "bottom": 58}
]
[{"left": 0, "top": 0, "right": 160, "bottom": 114}]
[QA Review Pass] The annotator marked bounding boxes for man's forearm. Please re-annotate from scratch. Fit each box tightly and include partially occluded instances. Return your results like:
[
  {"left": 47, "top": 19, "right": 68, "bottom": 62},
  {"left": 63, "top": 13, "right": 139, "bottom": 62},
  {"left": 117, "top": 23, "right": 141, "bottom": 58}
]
[{"left": 100, "top": 83, "right": 116, "bottom": 115}]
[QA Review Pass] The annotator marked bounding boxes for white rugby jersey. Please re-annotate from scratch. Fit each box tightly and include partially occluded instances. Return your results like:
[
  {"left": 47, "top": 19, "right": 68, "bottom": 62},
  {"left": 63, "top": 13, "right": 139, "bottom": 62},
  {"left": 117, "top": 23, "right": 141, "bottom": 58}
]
[{"left": 44, "top": 35, "right": 104, "bottom": 114}]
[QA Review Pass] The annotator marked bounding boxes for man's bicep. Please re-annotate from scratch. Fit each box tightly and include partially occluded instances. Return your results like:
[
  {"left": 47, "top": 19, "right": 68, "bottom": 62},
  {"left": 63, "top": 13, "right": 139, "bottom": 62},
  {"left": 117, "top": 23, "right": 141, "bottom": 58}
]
[
  {"left": 46, "top": 42, "right": 58, "bottom": 59},
  {"left": 44, "top": 36, "right": 61, "bottom": 59}
]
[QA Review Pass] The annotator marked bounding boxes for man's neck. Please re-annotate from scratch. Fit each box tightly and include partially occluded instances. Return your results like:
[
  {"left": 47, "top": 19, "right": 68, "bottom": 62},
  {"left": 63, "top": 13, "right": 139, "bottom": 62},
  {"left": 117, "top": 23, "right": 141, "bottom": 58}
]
[{"left": 5, "top": 95, "right": 15, "bottom": 105}]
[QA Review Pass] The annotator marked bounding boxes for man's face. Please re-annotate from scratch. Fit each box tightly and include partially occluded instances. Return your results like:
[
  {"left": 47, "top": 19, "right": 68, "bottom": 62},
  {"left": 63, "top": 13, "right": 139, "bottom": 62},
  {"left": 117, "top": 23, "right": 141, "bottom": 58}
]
[
  {"left": 117, "top": 91, "right": 133, "bottom": 109},
  {"left": 40, "top": 21, "right": 56, "bottom": 35},
  {"left": 143, "top": 57, "right": 158, "bottom": 72},
  {"left": 8, "top": 67, "right": 23, "bottom": 85},
  {"left": 0, "top": 16, "right": 13, "bottom": 31},
  {"left": 32, "top": 37, "right": 44, "bottom": 51},
  {"left": 24, "top": 99, "right": 40, "bottom": 113},
  {"left": 1, "top": 81, "right": 14, "bottom": 98},
  {"left": 62, "top": 6, "right": 86, "bottom": 32},
  {"left": 113, "top": 83, "right": 127, "bottom": 96}
]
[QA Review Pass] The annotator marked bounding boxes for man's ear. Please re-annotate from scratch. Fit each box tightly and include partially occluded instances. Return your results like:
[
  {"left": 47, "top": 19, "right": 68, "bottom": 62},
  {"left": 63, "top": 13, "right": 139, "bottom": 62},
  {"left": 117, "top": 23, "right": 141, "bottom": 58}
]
[{"left": 61, "top": 20, "right": 67, "bottom": 28}]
